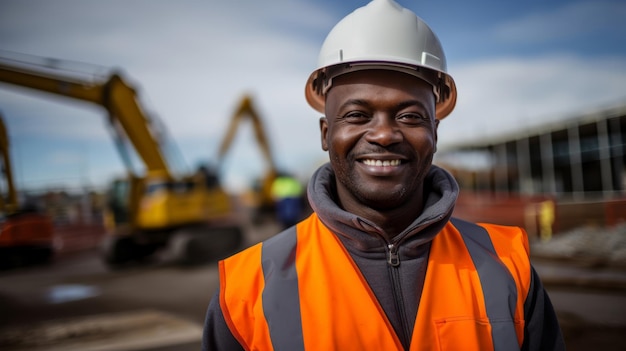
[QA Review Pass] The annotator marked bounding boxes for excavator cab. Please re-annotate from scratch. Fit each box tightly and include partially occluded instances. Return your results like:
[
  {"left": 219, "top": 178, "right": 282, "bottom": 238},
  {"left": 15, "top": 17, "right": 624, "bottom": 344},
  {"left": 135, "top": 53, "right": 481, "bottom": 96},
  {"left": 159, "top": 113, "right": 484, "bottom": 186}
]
[{"left": 105, "top": 178, "right": 133, "bottom": 229}]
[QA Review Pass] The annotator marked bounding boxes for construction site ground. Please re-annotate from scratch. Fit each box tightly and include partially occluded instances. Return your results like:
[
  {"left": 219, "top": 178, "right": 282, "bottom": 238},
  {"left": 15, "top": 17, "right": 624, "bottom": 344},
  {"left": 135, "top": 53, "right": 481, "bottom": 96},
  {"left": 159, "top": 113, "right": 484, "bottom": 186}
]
[
  {"left": 1, "top": 214, "right": 625, "bottom": 350},
  {"left": 529, "top": 223, "right": 626, "bottom": 350}
]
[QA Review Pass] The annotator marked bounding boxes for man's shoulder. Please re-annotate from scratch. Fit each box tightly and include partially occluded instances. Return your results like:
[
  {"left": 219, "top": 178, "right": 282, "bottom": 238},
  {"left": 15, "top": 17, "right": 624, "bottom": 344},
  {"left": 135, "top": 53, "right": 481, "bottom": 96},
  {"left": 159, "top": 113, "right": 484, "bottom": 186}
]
[
  {"left": 450, "top": 217, "right": 525, "bottom": 236},
  {"left": 448, "top": 217, "right": 529, "bottom": 254},
  {"left": 263, "top": 225, "right": 298, "bottom": 246}
]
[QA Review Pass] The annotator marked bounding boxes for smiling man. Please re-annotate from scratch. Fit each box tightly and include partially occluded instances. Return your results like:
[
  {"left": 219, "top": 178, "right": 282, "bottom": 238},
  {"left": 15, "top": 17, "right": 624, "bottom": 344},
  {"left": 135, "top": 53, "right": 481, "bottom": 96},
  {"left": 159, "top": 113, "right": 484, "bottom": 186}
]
[{"left": 202, "top": 1, "right": 565, "bottom": 350}]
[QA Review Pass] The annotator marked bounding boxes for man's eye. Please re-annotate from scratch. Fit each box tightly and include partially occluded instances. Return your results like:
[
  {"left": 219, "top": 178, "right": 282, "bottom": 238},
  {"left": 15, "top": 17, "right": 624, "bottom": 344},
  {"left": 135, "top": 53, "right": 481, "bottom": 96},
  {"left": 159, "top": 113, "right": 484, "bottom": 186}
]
[
  {"left": 344, "top": 112, "right": 369, "bottom": 121},
  {"left": 398, "top": 113, "right": 427, "bottom": 123}
]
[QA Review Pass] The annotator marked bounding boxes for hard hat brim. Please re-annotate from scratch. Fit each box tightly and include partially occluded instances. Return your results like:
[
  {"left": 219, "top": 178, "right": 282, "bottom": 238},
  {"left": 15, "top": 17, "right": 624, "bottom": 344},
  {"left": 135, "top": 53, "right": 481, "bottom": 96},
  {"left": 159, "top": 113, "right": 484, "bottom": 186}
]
[{"left": 305, "top": 63, "right": 457, "bottom": 120}]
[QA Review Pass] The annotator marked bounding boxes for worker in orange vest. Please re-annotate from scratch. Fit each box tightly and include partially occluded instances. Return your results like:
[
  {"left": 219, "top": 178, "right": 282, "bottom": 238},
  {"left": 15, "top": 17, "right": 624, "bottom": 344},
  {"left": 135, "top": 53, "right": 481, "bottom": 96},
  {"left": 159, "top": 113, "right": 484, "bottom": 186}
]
[{"left": 203, "top": 0, "right": 565, "bottom": 350}]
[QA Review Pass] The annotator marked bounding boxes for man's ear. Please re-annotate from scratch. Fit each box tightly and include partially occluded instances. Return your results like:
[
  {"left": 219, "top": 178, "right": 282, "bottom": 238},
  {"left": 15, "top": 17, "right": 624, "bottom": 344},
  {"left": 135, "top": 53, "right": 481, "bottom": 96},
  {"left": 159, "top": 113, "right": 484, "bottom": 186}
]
[{"left": 320, "top": 117, "right": 329, "bottom": 151}]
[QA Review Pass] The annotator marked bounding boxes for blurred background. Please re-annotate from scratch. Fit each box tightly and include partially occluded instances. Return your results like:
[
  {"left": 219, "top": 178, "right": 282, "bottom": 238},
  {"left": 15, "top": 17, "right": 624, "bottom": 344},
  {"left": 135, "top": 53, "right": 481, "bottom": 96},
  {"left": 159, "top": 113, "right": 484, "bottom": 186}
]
[{"left": 0, "top": 0, "right": 625, "bottom": 350}]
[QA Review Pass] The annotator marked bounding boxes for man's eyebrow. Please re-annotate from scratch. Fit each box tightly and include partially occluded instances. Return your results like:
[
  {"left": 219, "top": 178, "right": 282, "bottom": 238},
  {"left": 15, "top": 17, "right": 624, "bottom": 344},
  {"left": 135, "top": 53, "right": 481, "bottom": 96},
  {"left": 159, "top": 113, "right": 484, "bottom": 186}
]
[
  {"left": 339, "top": 99, "right": 426, "bottom": 108},
  {"left": 397, "top": 99, "right": 434, "bottom": 120},
  {"left": 339, "top": 98, "right": 370, "bottom": 109},
  {"left": 396, "top": 99, "right": 429, "bottom": 112}
]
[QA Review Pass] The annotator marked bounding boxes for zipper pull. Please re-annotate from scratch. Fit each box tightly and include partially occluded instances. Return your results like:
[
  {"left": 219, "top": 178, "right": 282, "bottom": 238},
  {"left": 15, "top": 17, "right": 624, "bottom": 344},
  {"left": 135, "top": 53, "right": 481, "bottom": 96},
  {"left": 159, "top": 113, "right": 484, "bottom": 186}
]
[{"left": 387, "top": 243, "right": 400, "bottom": 267}]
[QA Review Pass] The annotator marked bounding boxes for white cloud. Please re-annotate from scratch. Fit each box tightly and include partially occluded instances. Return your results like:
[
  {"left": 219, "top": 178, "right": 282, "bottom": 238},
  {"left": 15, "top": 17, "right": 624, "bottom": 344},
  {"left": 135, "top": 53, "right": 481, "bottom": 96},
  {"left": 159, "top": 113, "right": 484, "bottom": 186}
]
[{"left": 439, "top": 54, "right": 626, "bottom": 149}]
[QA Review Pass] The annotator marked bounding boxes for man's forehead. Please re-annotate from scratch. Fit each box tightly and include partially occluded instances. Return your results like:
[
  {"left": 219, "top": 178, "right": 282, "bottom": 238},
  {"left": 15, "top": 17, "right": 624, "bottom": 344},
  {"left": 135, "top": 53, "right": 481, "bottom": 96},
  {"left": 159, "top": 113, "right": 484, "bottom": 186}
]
[
  {"left": 326, "top": 69, "right": 437, "bottom": 109},
  {"left": 331, "top": 69, "right": 433, "bottom": 87}
]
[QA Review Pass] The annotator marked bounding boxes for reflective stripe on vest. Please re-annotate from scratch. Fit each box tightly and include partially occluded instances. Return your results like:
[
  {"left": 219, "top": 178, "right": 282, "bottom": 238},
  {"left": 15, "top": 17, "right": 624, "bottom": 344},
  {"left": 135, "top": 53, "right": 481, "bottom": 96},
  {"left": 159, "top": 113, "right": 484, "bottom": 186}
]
[
  {"left": 219, "top": 214, "right": 530, "bottom": 351},
  {"left": 454, "top": 218, "right": 519, "bottom": 349},
  {"left": 261, "top": 225, "right": 304, "bottom": 350}
]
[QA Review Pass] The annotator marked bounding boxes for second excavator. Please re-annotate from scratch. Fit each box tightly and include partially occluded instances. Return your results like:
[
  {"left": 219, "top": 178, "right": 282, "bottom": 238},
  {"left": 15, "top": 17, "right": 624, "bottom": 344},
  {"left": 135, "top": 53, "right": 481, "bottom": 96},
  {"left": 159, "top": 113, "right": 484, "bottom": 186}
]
[{"left": 216, "top": 95, "right": 279, "bottom": 223}]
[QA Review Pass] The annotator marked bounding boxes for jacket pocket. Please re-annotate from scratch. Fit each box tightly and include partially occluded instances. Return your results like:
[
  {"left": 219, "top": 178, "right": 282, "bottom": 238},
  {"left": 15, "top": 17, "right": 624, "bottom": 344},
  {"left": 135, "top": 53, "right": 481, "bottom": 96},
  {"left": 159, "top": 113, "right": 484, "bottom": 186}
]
[{"left": 434, "top": 317, "right": 522, "bottom": 351}]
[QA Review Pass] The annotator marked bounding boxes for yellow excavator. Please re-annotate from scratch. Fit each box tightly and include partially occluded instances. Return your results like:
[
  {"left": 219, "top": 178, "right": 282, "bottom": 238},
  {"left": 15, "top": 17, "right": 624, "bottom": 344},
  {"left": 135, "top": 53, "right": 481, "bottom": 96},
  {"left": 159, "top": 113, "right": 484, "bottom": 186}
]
[
  {"left": 217, "top": 95, "right": 278, "bottom": 222},
  {"left": 0, "top": 54, "right": 243, "bottom": 267},
  {"left": 0, "top": 111, "right": 55, "bottom": 268}
]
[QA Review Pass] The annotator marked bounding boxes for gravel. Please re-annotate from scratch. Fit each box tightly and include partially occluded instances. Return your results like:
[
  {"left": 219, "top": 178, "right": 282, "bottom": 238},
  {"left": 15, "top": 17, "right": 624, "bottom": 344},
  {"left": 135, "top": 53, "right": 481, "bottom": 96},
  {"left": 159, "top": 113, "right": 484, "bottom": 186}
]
[{"left": 530, "top": 223, "right": 626, "bottom": 267}]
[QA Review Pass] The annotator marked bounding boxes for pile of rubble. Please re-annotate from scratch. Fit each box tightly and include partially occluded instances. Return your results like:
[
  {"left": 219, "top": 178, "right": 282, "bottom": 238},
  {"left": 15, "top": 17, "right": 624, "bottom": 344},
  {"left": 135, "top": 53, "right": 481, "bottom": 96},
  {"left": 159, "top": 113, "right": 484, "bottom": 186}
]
[{"left": 530, "top": 223, "right": 626, "bottom": 268}]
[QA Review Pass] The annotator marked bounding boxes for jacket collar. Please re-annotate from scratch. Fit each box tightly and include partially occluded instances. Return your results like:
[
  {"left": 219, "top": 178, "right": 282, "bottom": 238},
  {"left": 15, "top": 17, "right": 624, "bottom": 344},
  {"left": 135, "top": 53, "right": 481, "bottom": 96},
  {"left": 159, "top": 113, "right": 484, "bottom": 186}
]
[{"left": 306, "top": 163, "right": 459, "bottom": 254}]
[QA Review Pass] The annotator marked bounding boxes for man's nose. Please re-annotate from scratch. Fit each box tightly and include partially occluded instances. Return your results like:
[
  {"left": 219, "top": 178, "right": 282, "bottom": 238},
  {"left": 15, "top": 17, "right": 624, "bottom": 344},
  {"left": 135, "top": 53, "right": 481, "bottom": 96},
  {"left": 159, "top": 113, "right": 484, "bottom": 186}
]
[{"left": 365, "top": 116, "right": 402, "bottom": 146}]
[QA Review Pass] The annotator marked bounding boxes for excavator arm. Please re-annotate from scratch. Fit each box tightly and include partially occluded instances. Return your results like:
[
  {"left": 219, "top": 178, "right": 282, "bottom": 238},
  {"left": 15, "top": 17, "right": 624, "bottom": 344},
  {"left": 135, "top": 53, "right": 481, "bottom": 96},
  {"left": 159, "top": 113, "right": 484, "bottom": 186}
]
[
  {"left": 217, "top": 95, "right": 278, "bottom": 211},
  {"left": 0, "top": 62, "right": 170, "bottom": 178},
  {"left": 217, "top": 95, "right": 277, "bottom": 172}
]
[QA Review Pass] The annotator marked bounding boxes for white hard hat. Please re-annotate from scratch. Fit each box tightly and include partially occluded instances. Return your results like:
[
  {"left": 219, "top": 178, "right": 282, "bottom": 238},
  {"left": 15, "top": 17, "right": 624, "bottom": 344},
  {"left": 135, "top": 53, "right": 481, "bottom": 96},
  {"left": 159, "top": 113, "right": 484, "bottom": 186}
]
[{"left": 305, "top": 0, "right": 457, "bottom": 120}]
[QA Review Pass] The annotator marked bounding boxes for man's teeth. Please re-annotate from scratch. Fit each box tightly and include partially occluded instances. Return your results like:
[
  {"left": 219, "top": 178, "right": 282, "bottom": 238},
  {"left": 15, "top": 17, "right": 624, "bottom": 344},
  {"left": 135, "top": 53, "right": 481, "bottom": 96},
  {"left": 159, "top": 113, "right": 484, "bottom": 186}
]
[{"left": 362, "top": 159, "right": 400, "bottom": 167}]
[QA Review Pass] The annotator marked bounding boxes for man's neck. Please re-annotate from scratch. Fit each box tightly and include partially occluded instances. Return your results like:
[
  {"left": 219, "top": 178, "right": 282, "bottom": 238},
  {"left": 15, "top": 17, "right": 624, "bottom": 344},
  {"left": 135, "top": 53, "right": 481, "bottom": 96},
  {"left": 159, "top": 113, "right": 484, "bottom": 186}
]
[{"left": 338, "top": 197, "right": 424, "bottom": 241}]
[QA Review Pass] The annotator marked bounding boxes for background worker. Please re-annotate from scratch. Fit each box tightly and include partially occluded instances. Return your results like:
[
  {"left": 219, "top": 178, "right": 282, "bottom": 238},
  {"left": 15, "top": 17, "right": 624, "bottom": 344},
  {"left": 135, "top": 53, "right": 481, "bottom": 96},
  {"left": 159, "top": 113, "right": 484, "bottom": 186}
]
[
  {"left": 270, "top": 172, "right": 304, "bottom": 229},
  {"left": 202, "top": 0, "right": 565, "bottom": 350}
]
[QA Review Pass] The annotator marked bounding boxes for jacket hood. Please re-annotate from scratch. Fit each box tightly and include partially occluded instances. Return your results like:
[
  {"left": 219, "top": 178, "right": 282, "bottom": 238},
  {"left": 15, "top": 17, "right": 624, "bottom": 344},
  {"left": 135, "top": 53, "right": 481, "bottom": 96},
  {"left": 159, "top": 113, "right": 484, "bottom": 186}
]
[{"left": 307, "top": 163, "right": 459, "bottom": 255}]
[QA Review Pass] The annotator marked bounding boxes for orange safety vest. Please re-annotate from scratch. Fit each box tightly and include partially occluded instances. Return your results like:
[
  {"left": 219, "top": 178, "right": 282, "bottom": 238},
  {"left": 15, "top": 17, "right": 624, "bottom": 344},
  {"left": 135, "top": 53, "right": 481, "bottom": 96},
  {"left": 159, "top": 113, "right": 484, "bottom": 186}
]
[{"left": 219, "top": 213, "right": 531, "bottom": 351}]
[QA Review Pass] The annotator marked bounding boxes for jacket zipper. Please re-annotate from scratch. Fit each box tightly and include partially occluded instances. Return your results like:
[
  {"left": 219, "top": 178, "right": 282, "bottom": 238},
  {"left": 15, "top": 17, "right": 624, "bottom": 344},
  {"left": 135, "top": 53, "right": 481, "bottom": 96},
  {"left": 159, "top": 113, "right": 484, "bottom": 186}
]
[
  {"left": 387, "top": 243, "right": 411, "bottom": 350},
  {"left": 387, "top": 243, "right": 400, "bottom": 266}
]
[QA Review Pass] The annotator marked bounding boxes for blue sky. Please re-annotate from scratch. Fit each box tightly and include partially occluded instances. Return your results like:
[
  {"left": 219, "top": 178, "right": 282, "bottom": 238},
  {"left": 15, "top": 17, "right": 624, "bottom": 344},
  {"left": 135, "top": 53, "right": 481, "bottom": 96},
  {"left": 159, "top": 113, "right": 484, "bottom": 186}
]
[{"left": 1, "top": 0, "right": 625, "bottom": 194}]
